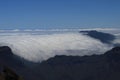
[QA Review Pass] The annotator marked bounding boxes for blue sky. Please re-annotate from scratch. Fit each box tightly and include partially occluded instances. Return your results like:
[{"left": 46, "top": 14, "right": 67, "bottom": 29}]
[{"left": 0, "top": 0, "right": 120, "bottom": 29}]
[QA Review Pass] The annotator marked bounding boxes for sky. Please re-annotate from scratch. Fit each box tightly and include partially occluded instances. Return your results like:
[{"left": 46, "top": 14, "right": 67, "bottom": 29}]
[{"left": 0, "top": 0, "right": 120, "bottom": 29}]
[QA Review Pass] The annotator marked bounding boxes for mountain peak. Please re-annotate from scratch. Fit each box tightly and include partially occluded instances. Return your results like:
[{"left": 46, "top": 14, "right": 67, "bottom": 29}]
[
  {"left": 105, "top": 47, "right": 120, "bottom": 55},
  {"left": 111, "top": 47, "right": 120, "bottom": 52},
  {"left": 0, "top": 46, "right": 13, "bottom": 56},
  {"left": 104, "top": 47, "right": 120, "bottom": 62}
]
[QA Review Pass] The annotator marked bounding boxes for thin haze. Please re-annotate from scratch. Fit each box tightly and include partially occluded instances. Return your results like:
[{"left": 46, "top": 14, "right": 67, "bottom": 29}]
[{"left": 0, "top": 0, "right": 120, "bottom": 29}]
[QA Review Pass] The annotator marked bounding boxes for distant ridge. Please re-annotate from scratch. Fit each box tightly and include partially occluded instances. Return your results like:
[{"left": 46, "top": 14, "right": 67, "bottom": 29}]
[{"left": 80, "top": 30, "right": 115, "bottom": 43}]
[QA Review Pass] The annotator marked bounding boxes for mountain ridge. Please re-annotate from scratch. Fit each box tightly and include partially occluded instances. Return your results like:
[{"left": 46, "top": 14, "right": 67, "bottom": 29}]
[{"left": 0, "top": 46, "right": 120, "bottom": 80}]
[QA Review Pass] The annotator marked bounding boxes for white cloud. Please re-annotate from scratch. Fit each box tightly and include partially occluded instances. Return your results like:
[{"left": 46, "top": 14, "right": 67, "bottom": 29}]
[{"left": 0, "top": 32, "right": 112, "bottom": 62}]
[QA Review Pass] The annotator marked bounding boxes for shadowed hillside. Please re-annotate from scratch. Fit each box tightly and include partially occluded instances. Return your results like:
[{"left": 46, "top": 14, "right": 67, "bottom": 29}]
[
  {"left": 80, "top": 30, "right": 115, "bottom": 44},
  {"left": 0, "top": 46, "right": 120, "bottom": 80},
  {"left": 0, "top": 66, "right": 23, "bottom": 80}
]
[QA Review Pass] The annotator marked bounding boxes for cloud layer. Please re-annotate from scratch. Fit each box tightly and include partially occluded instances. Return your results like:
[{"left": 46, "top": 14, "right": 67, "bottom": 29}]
[{"left": 0, "top": 31, "right": 114, "bottom": 62}]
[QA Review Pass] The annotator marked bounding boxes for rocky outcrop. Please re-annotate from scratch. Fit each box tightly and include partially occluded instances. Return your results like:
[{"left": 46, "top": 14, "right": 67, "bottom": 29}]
[{"left": 0, "top": 66, "right": 23, "bottom": 80}]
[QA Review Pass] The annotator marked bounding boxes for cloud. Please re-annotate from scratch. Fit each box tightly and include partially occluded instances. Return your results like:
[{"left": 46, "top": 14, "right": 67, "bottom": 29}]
[
  {"left": 0, "top": 28, "right": 120, "bottom": 33},
  {"left": 0, "top": 31, "right": 113, "bottom": 62}
]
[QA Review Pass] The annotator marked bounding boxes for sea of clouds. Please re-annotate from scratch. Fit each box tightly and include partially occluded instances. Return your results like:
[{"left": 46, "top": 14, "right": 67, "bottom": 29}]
[{"left": 0, "top": 28, "right": 119, "bottom": 62}]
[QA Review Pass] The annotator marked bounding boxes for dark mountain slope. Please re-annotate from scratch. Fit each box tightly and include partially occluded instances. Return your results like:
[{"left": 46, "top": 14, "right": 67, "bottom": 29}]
[
  {"left": 80, "top": 30, "right": 115, "bottom": 44},
  {"left": 35, "top": 47, "right": 120, "bottom": 80},
  {"left": 0, "top": 46, "right": 120, "bottom": 80},
  {"left": 0, "top": 46, "right": 24, "bottom": 67},
  {"left": 0, "top": 46, "right": 44, "bottom": 80}
]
